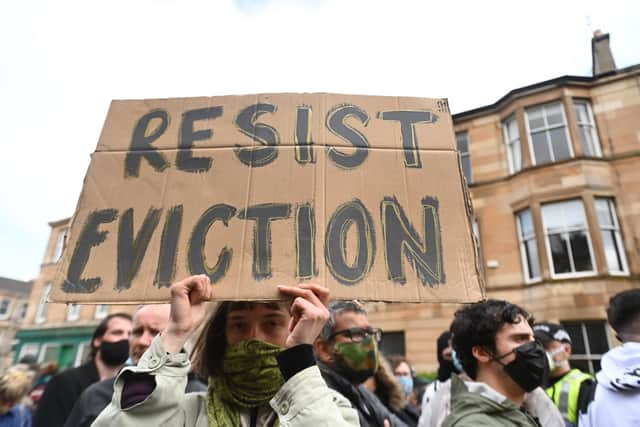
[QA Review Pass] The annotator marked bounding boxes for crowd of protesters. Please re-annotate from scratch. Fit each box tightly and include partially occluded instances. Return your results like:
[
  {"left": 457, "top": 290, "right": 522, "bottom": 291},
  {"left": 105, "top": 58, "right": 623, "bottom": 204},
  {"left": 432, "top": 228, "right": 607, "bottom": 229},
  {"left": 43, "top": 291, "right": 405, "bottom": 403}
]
[{"left": 0, "top": 277, "right": 638, "bottom": 427}]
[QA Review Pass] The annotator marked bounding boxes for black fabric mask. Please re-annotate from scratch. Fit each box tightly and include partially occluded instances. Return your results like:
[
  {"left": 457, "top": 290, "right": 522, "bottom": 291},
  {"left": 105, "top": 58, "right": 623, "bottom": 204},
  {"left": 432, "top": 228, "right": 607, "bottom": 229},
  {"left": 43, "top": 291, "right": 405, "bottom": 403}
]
[
  {"left": 99, "top": 339, "right": 130, "bottom": 366},
  {"left": 494, "top": 341, "right": 549, "bottom": 392}
]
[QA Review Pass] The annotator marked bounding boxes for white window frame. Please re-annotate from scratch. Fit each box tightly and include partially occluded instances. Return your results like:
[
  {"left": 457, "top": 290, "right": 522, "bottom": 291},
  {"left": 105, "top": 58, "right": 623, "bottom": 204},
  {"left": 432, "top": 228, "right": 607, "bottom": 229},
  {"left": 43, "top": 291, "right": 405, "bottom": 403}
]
[
  {"left": 74, "top": 342, "right": 91, "bottom": 367},
  {"left": 541, "top": 200, "right": 597, "bottom": 279},
  {"left": 94, "top": 304, "right": 109, "bottom": 320},
  {"left": 525, "top": 102, "right": 574, "bottom": 166},
  {"left": 35, "top": 284, "right": 52, "bottom": 324},
  {"left": 502, "top": 115, "right": 522, "bottom": 174},
  {"left": 51, "top": 227, "right": 68, "bottom": 262},
  {"left": 67, "top": 303, "right": 81, "bottom": 321},
  {"left": 516, "top": 209, "right": 542, "bottom": 284},
  {"left": 595, "top": 198, "right": 629, "bottom": 275},
  {"left": 562, "top": 320, "right": 611, "bottom": 375},
  {"left": 18, "top": 343, "right": 40, "bottom": 361},
  {"left": 0, "top": 297, "right": 13, "bottom": 320},
  {"left": 13, "top": 302, "right": 28, "bottom": 321},
  {"left": 574, "top": 100, "right": 603, "bottom": 157},
  {"left": 38, "top": 342, "right": 60, "bottom": 363},
  {"left": 456, "top": 131, "right": 473, "bottom": 184}
]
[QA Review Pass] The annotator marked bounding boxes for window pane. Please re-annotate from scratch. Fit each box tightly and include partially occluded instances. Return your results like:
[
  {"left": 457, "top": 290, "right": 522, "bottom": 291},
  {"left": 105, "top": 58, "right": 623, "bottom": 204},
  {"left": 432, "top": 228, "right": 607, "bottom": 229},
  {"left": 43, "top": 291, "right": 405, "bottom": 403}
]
[
  {"left": 586, "top": 323, "right": 609, "bottom": 354},
  {"left": 379, "top": 331, "right": 406, "bottom": 357},
  {"left": 563, "top": 323, "right": 586, "bottom": 354},
  {"left": 461, "top": 156, "right": 472, "bottom": 183},
  {"left": 525, "top": 240, "right": 541, "bottom": 279},
  {"left": 527, "top": 108, "right": 545, "bottom": 129},
  {"left": 519, "top": 210, "right": 534, "bottom": 235},
  {"left": 574, "top": 103, "right": 589, "bottom": 123},
  {"left": 456, "top": 133, "right": 469, "bottom": 153},
  {"left": 571, "top": 359, "right": 591, "bottom": 373},
  {"left": 549, "top": 234, "right": 571, "bottom": 274},
  {"left": 569, "top": 231, "right": 593, "bottom": 271},
  {"left": 531, "top": 132, "right": 551, "bottom": 164},
  {"left": 549, "top": 128, "right": 571, "bottom": 161},
  {"left": 579, "top": 126, "right": 595, "bottom": 156},
  {"left": 507, "top": 119, "right": 519, "bottom": 139},
  {"left": 541, "top": 203, "right": 566, "bottom": 231},
  {"left": 546, "top": 103, "right": 564, "bottom": 126},
  {"left": 595, "top": 199, "right": 613, "bottom": 226},
  {"left": 591, "top": 359, "right": 602, "bottom": 373},
  {"left": 602, "top": 231, "right": 624, "bottom": 271},
  {"left": 563, "top": 199, "right": 587, "bottom": 229}
]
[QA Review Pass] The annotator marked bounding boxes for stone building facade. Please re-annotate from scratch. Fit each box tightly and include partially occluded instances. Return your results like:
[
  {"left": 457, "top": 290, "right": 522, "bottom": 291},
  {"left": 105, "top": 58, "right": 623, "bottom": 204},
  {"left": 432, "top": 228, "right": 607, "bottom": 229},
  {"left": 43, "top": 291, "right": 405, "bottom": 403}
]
[{"left": 371, "top": 32, "right": 640, "bottom": 374}]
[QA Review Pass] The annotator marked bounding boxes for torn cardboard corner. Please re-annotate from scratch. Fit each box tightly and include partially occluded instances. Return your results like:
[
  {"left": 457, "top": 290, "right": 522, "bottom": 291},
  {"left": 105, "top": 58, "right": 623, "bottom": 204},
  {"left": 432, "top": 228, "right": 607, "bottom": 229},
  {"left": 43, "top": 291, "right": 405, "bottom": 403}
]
[{"left": 50, "top": 93, "right": 484, "bottom": 304}]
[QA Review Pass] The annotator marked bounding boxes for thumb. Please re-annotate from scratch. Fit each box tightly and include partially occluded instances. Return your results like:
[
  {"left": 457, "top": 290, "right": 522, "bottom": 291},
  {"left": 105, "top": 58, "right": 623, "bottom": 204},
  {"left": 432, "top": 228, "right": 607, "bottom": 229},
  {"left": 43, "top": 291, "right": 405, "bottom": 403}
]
[{"left": 384, "top": 419, "right": 390, "bottom": 427}]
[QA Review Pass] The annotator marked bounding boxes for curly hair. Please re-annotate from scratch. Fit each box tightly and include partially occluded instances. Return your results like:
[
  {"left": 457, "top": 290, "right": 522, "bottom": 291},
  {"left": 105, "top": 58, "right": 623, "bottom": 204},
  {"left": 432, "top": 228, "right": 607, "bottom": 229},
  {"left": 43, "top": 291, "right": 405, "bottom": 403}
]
[{"left": 450, "top": 299, "right": 533, "bottom": 380}]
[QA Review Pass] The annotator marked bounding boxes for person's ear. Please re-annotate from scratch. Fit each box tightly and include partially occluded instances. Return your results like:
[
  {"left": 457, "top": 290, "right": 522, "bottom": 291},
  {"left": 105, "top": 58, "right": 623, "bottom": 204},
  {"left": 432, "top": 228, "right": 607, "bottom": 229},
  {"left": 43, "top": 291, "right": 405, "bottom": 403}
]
[
  {"left": 314, "top": 339, "right": 333, "bottom": 364},
  {"left": 563, "top": 342, "right": 572, "bottom": 357},
  {"left": 471, "top": 345, "right": 492, "bottom": 364}
]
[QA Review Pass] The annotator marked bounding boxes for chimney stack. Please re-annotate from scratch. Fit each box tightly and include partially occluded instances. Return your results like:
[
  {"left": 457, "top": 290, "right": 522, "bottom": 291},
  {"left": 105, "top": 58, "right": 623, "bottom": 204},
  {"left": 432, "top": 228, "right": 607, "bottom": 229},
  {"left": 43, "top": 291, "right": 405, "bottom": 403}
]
[{"left": 592, "top": 30, "right": 616, "bottom": 75}]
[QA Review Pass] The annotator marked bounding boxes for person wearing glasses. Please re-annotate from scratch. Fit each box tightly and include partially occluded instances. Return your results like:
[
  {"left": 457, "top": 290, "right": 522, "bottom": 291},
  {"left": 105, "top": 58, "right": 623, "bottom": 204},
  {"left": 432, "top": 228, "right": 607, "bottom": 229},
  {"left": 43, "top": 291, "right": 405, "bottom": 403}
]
[
  {"left": 92, "top": 275, "right": 359, "bottom": 427},
  {"left": 315, "top": 300, "right": 411, "bottom": 427}
]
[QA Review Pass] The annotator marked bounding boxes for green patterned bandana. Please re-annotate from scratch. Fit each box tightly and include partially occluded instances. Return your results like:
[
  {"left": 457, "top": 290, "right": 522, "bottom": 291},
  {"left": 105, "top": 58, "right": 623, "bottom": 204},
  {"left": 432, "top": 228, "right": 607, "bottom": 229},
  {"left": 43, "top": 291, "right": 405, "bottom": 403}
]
[
  {"left": 333, "top": 335, "right": 379, "bottom": 384},
  {"left": 207, "top": 340, "right": 284, "bottom": 427}
]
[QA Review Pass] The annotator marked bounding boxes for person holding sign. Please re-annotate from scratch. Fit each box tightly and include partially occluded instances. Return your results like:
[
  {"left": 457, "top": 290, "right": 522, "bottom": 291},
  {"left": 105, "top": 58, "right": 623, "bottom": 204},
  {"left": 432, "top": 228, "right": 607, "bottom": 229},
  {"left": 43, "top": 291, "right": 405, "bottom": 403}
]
[{"left": 91, "top": 275, "right": 359, "bottom": 426}]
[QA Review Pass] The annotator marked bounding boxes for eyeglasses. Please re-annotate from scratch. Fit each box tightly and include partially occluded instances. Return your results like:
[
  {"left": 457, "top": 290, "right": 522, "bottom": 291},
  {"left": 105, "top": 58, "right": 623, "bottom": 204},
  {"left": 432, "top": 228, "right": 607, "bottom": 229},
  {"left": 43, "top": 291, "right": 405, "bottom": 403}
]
[{"left": 328, "top": 327, "right": 383, "bottom": 343}]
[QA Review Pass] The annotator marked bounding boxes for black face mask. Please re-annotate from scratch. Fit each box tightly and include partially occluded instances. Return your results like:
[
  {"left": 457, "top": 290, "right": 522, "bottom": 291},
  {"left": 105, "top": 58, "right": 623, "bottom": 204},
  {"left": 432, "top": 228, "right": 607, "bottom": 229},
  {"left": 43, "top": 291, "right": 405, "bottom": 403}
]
[
  {"left": 99, "top": 339, "right": 130, "bottom": 366},
  {"left": 493, "top": 341, "right": 549, "bottom": 392}
]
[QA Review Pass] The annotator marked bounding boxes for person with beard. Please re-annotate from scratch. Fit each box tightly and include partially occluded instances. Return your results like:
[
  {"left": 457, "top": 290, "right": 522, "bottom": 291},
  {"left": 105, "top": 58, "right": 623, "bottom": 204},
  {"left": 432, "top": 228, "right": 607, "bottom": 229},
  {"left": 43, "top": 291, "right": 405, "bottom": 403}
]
[
  {"left": 314, "top": 300, "right": 410, "bottom": 427},
  {"left": 442, "top": 300, "right": 549, "bottom": 427},
  {"left": 92, "top": 275, "right": 359, "bottom": 426},
  {"left": 32, "top": 312, "right": 132, "bottom": 427},
  {"left": 64, "top": 305, "right": 206, "bottom": 427},
  {"left": 533, "top": 322, "right": 594, "bottom": 427},
  {"left": 580, "top": 288, "right": 640, "bottom": 427}
]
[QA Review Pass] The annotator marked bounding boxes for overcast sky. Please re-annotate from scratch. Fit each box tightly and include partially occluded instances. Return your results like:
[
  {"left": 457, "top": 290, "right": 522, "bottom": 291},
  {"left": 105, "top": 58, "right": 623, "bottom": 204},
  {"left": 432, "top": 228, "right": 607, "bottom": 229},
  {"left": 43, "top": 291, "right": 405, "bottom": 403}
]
[{"left": 1, "top": 0, "right": 638, "bottom": 282}]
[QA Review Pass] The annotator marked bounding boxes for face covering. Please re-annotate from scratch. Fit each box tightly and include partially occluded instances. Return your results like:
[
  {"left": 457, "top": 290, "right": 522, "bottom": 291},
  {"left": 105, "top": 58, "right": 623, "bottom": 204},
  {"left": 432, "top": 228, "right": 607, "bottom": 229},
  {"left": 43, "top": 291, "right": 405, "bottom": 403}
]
[
  {"left": 99, "top": 339, "right": 130, "bottom": 366},
  {"left": 397, "top": 376, "right": 414, "bottom": 396},
  {"left": 333, "top": 335, "right": 379, "bottom": 384},
  {"left": 493, "top": 341, "right": 549, "bottom": 392},
  {"left": 546, "top": 346, "right": 570, "bottom": 374}
]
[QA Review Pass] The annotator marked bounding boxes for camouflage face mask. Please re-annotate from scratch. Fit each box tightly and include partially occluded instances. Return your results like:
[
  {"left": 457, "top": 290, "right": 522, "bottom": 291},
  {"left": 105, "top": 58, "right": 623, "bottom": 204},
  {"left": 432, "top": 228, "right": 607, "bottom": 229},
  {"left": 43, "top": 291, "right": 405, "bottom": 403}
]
[{"left": 332, "top": 335, "right": 379, "bottom": 384}]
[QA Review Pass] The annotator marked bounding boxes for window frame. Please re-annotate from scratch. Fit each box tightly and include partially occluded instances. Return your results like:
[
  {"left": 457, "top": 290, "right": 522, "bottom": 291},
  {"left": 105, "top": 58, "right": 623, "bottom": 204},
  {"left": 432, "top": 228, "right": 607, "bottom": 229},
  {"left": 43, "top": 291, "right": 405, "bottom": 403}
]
[
  {"left": 525, "top": 102, "right": 574, "bottom": 166},
  {"left": 74, "top": 342, "right": 91, "bottom": 367},
  {"left": 541, "top": 199, "right": 597, "bottom": 279},
  {"left": 456, "top": 131, "right": 473, "bottom": 184},
  {"left": 502, "top": 115, "right": 522, "bottom": 174},
  {"left": 67, "top": 303, "right": 81, "bottom": 321},
  {"left": 35, "top": 284, "right": 52, "bottom": 324},
  {"left": 595, "top": 198, "right": 629, "bottom": 276},
  {"left": 561, "top": 320, "right": 611, "bottom": 375},
  {"left": 94, "top": 304, "right": 109, "bottom": 320},
  {"left": 516, "top": 209, "right": 542, "bottom": 284},
  {"left": 573, "top": 100, "right": 603, "bottom": 157},
  {"left": 51, "top": 227, "right": 68, "bottom": 263},
  {"left": 18, "top": 343, "right": 40, "bottom": 361},
  {"left": 38, "top": 342, "right": 60, "bottom": 363},
  {"left": 0, "top": 297, "right": 13, "bottom": 320}
]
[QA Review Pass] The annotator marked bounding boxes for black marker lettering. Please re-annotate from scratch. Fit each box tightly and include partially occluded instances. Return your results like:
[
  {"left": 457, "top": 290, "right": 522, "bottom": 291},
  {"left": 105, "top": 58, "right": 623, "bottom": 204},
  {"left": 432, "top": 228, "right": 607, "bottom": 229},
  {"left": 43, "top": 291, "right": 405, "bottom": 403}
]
[
  {"left": 188, "top": 204, "right": 237, "bottom": 283},
  {"left": 294, "top": 106, "right": 315, "bottom": 164},
  {"left": 155, "top": 205, "right": 183, "bottom": 288},
  {"left": 63, "top": 209, "right": 118, "bottom": 293},
  {"left": 381, "top": 196, "right": 444, "bottom": 286},
  {"left": 325, "top": 199, "right": 376, "bottom": 285},
  {"left": 326, "top": 104, "right": 370, "bottom": 169},
  {"left": 116, "top": 207, "right": 162, "bottom": 290},
  {"left": 125, "top": 110, "right": 170, "bottom": 177},
  {"left": 238, "top": 203, "right": 291, "bottom": 280},
  {"left": 378, "top": 110, "right": 437, "bottom": 168},
  {"left": 234, "top": 103, "right": 279, "bottom": 167},
  {"left": 176, "top": 107, "right": 221, "bottom": 173},
  {"left": 295, "top": 203, "right": 316, "bottom": 279}
]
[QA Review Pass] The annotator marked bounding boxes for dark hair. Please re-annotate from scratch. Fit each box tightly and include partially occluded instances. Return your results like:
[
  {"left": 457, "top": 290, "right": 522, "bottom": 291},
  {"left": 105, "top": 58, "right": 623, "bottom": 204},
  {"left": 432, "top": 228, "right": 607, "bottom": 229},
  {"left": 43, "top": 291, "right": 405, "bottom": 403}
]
[
  {"left": 607, "top": 288, "right": 640, "bottom": 338},
  {"left": 386, "top": 354, "right": 410, "bottom": 373},
  {"left": 90, "top": 312, "right": 133, "bottom": 358},
  {"left": 190, "top": 301, "right": 287, "bottom": 378},
  {"left": 450, "top": 299, "right": 532, "bottom": 380}
]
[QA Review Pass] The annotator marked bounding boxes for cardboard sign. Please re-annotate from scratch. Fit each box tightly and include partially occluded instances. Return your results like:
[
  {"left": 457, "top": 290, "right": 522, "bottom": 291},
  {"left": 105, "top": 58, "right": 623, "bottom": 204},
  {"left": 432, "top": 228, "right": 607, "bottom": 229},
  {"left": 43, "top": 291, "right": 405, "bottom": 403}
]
[{"left": 51, "top": 93, "right": 484, "bottom": 303}]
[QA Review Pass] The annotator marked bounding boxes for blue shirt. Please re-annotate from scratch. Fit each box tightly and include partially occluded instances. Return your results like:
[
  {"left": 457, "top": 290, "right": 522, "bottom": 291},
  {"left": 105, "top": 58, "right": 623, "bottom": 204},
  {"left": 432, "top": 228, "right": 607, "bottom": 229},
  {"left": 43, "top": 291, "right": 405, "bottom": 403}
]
[{"left": 0, "top": 405, "right": 31, "bottom": 427}]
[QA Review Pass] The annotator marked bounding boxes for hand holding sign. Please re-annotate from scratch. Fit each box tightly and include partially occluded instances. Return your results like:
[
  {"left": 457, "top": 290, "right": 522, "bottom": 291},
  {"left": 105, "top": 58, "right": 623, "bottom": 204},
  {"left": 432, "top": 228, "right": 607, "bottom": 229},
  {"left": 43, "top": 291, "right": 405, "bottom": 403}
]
[
  {"left": 278, "top": 284, "right": 330, "bottom": 348},
  {"left": 162, "top": 274, "right": 211, "bottom": 354}
]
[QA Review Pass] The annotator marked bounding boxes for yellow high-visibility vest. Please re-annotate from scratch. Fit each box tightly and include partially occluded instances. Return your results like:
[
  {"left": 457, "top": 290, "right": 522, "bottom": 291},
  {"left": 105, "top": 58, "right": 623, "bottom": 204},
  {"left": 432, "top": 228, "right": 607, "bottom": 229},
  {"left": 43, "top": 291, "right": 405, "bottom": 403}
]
[{"left": 546, "top": 368, "right": 593, "bottom": 425}]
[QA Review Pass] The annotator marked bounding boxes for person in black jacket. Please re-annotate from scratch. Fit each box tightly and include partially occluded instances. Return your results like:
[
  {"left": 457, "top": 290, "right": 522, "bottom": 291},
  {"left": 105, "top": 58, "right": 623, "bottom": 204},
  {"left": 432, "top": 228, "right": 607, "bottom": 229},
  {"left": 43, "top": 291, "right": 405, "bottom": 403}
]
[
  {"left": 64, "top": 305, "right": 206, "bottom": 427},
  {"left": 315, "top": 300, "right": 410, "bottom": 427},
  {"left": 32, "top": 312, "right": 132, "bottom": 427}
]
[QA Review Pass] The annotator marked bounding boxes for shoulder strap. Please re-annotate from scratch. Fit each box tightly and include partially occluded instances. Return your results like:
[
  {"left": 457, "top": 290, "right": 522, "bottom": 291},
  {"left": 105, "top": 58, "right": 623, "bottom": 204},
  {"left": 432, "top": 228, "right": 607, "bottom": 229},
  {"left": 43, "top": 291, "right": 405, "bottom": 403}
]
[{"left": 577, "top": 378, "right": 597, "bottom": 415}]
